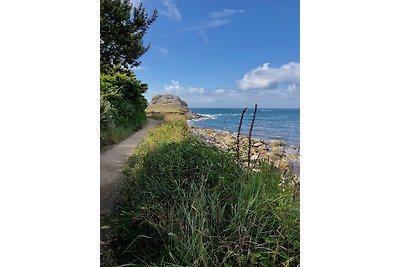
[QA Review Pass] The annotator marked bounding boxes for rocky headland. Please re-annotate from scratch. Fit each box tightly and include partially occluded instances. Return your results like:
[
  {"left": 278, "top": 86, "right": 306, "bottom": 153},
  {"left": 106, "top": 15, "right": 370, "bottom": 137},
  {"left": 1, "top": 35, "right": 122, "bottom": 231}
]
[{"left": 146, "top": 94, "right": 205, "bottom": 120}]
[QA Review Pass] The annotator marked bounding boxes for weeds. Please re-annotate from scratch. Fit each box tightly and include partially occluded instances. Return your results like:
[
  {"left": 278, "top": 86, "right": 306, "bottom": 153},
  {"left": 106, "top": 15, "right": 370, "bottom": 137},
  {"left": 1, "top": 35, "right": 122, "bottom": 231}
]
[{"left": 107, "top": 120, "right": 299, "bottom": 266}]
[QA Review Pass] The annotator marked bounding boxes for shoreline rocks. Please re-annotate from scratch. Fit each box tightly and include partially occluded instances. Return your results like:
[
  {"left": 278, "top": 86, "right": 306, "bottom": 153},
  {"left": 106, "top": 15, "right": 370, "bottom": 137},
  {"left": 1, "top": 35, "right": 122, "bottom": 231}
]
[
  {"left": 190, "top": 126, "right": 300, "bottom": 177},
  {"left": 186, "top": 111, "right": 206, "bottom": 120}
]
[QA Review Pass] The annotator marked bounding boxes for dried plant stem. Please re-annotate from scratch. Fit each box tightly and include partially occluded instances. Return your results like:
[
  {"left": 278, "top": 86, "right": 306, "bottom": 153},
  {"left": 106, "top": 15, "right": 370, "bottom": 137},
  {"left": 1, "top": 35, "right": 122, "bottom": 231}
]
[
  {"left": 236, "top": 107, "right": 247, "bottom": 161},
  {"left": 247, "top": 104, "right": 258, "bottom": 167}
]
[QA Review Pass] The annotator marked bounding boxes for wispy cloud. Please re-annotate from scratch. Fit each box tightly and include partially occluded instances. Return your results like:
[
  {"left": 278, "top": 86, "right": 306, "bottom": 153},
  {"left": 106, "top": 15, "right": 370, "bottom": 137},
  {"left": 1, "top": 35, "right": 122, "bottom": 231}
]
[
  {"left": 182, "top": 8, "right": 245, "bottom": 43},
  {"left": 238, "top": 62, "right": 300, "bottom": 91},
  {"left": 210, "top": 9, "right": 245, "bottom": 19},
  {"left": 198, "top": 30, "right": 208, "bottom": 43},
  {"left": 159, "top": 0, "right": 181, "bottom": 21},
  {"left": 206, "top": 19, "right": 231, "bottom": 28},
  {"left": 154, "top": 45, "right": 169, "bottom": 55}
]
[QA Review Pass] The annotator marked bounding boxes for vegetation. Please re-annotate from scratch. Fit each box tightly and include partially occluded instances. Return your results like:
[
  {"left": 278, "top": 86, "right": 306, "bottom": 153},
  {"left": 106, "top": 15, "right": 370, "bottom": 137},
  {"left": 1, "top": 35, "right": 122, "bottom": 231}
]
[
  {"left": 145, "top": 104, "right": 189, "bottom": 120},
  {"left": 100, "top": 2, "right": 299, "bottom": 266},
  {"left": 100, "top": 71, "right": 148, "bottom": 147},
  {"left": 106, "top": 118, "right": 300, "bottom": 266},
  {"left": 145, "top": 104, "right": 189, "bottom": 114},
  {"left": 100, "top": 0, "right": 157, "bottom": 147}
]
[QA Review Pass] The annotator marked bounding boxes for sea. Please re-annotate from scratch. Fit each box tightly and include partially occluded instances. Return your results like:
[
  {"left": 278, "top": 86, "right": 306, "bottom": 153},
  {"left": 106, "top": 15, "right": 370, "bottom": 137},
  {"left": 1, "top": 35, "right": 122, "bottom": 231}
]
[{"left": 188, "top": 108, "right": 300, "bottom": 147}]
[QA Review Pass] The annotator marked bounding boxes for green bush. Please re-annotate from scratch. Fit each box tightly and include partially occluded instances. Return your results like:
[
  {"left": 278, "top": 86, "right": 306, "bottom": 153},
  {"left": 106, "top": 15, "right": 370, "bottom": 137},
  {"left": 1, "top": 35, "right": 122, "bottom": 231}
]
[
  {"left": 108, "top": 122, "right": 300, "bottom": 266},
  {"left": 100, "top": 71, "right": 148, "bottom": 147}
]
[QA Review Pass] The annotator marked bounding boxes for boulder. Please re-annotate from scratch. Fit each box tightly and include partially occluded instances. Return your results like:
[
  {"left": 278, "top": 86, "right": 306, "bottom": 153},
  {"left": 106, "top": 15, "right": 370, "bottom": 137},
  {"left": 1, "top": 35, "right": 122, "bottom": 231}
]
[
  {"left": 286, "top": 153, "right": 299, "bottom": 161},
  {"left": 253, "top": 142, "right": 263, "bottom": 148},
  {"left": 250, "top": 154, "right": 259, "bottom": 161},
  {"left": 272, "top": 146, "right": 284, "bottom": 157},
  {"left": 268, "top": 152, "right": 281, "bottom": 161},
  {"left": 274, "top": 159, "right": 290, "bottom": 169},
  {"left": 206, "top": 129, "right": 214, "bottom": 134},
  {"left": 258, "top": 150, "right": 269, "bottom": 159},
  {"left": 270, "top": 140, "right": 282, "bottom": 147},
  {"left": 223, "top": 135, "right": 236, "bottom": 146}
]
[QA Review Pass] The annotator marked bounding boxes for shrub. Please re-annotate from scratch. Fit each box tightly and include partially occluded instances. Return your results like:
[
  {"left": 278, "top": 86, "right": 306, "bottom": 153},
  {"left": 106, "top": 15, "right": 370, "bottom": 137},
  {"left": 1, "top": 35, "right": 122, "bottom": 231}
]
[{"left": 100, "top": 71, "right": 148, "bottom": 147}]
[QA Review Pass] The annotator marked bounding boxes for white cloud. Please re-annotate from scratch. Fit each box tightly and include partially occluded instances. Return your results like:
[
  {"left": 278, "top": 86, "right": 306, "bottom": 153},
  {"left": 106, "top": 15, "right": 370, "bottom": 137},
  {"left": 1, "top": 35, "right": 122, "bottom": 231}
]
[
  {"left": 160, "top": 0, "right": 181, "bottom": 21},
  {"left": 188, "top": 87, "right": 205, "bottom": 94},
  {"left": 210, "top": 9, "right": 245, "bottom": 19},
  {"left": 154, "top": 45, "right": 169, "bottom": 55},
  {"left": 164, "top": 80, "right": 181, "bottom": 91},
  {"left": 164, "top": 80, "right": 205, "bottom": 95},
  {"left": 159, "top": 63, "right": 299, "bottom": 108},
  {"left": 238, "top": 62, "right": 300, "bottom": 91}
]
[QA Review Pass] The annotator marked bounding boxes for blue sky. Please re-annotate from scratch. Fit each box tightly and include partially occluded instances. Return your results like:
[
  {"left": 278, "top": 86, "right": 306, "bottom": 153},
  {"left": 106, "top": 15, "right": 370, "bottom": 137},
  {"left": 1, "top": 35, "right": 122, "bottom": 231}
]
[{"left": 132, "top": 0, "right": 299, "bottom": 108}]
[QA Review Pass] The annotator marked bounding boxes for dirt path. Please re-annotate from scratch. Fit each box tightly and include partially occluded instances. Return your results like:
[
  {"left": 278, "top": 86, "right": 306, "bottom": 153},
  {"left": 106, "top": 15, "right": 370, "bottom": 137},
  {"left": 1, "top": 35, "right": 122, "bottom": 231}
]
[
  {"left": 100, "top": 119, "right": 161, "bottom": 266},
  {"left": 100, "top": 119, "right": 161, "bottom": 216}
]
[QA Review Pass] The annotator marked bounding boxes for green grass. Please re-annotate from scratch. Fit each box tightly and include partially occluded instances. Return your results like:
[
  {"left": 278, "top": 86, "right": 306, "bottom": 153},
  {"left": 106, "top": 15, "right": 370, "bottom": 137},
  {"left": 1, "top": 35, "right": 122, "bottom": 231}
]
[
  {"left": 145, "top": 105, "right": 189, "bottom": 121},
  {"left": 145, "top": 104, "right": 188, "bottom": 114},
  {"left": 107, "top": 119, "right": 299, "bottom": 266},
  {"left": 100, "top": 118, "right": 147, "bottom": 149}
]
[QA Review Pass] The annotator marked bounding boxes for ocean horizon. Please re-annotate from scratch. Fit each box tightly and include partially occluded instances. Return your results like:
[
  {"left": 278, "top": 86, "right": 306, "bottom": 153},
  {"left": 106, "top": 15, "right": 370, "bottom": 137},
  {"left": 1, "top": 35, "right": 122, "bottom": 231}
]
[{"left": 189, "top": 108, "right": 300, "bottom": 146}]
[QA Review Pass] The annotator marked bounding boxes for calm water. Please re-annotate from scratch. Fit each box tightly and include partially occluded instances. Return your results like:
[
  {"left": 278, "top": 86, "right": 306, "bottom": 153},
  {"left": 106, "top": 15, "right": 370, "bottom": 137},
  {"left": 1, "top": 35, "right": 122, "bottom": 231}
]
[{"left": 189, "top": 108, "right": 300, "bottom": 146}]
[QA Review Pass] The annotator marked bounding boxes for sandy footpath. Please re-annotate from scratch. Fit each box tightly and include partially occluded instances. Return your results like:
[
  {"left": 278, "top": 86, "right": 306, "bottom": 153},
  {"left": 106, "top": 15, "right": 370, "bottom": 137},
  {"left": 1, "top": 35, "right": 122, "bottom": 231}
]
[{"left": 100, "top": 119, "right": 161, "bottom": 215}]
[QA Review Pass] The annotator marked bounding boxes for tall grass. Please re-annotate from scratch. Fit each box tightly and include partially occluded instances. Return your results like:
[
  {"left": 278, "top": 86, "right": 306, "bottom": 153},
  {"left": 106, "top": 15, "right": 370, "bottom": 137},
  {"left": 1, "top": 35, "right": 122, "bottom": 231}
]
[{"left": 108, "top": 120, "right": 299, "bottom": 266}]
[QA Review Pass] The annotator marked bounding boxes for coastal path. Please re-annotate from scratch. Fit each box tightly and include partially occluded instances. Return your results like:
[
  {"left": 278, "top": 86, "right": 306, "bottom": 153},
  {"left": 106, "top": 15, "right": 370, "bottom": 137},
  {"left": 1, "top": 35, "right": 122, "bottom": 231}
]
[{"left": 100, "top": 118, "right": 161, "bottom": 215}]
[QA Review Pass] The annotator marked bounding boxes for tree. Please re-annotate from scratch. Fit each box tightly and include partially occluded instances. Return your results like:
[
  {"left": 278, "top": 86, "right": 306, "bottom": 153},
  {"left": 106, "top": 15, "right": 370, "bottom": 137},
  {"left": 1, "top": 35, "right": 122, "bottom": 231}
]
[{"left": 100, "top": 0, "right": 157, "bottom": 73}]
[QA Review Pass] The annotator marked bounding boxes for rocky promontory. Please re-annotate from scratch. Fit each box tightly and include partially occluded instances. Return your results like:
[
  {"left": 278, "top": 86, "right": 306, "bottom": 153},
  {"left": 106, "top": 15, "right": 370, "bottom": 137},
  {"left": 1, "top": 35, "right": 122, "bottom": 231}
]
[
  {"left": 149, "top": 94, "right": 189, "bottom": 107},
  {"left": 146, "top": 94, "right": 205, "bottom": 120}
]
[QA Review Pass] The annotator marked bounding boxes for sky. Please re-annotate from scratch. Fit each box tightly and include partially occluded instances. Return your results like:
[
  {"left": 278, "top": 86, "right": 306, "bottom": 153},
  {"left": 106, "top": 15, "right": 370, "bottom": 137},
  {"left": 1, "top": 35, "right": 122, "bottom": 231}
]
[{"left": 131, "top": 0, "right": 299, "bottom": 108}]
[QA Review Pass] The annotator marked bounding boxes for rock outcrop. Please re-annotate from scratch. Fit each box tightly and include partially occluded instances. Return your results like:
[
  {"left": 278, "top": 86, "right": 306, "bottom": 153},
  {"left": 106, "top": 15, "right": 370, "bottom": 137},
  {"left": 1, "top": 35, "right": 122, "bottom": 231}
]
[
  {"left": 147, "top": 94, "right": 205, "bottom": 120},
  {"left": 149, "top": 94, "right": 188, "bottom": 108}
]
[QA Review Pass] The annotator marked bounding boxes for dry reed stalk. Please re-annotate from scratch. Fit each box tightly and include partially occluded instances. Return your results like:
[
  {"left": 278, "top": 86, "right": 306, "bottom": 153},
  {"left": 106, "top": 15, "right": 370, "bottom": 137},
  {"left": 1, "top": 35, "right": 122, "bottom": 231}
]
[
  {"left": 247, "top": 104, "right": 258, "bottom": 167},
  {"left": 236, "top": 107, "right": 247, "bottom": 161}
]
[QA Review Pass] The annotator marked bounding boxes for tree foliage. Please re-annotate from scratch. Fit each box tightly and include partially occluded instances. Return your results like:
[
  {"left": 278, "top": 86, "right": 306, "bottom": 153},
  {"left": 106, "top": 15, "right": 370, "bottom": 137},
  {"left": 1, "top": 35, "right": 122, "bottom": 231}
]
[
  {"left": 100, "top": 71, "right": 148, "bottom": 146},
  {"left": 100, "top": 0, "right": 157, "bottom": 73}
]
